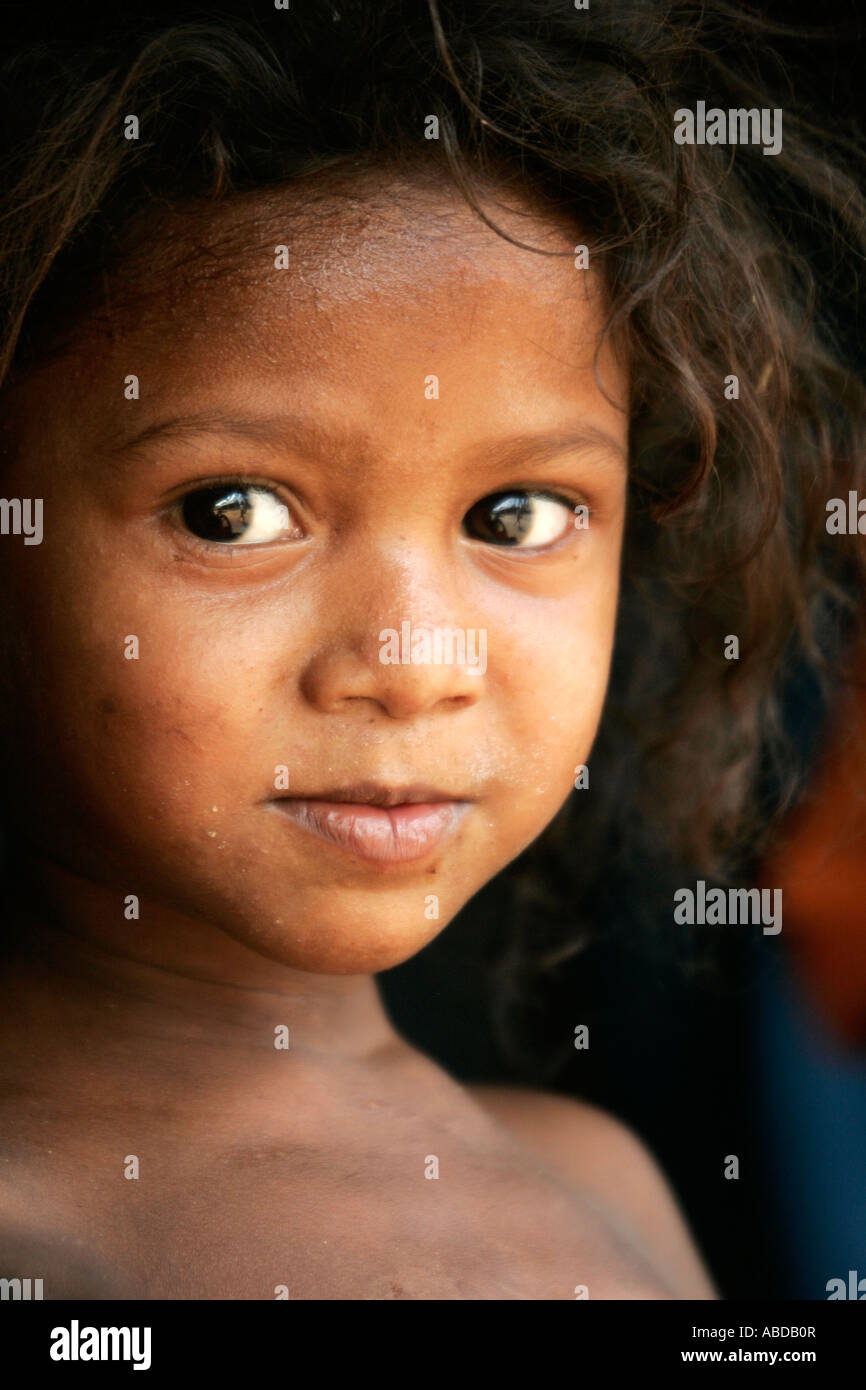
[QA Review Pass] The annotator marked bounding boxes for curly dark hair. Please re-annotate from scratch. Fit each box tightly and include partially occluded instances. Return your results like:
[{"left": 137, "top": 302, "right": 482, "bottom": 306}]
[{"left": 1, "top": 0, "right": 864, "bottom": 1072}]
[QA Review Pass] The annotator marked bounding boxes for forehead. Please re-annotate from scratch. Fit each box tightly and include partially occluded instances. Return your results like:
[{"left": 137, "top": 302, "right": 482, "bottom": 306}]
[
  {"left": 2, "top": 171, "right": 628, "bottom": 466},
  {"left": 82, "top": 171, "right": 607, "bottom": 362}
]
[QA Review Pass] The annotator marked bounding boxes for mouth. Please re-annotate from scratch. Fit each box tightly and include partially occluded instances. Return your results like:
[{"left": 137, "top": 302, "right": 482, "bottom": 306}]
[{"left": 270, "top": 782, "right": 472, "bottom": 865}]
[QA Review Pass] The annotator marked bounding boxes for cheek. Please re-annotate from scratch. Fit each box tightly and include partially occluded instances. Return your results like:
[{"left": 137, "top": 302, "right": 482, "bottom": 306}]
[
  {"left": 498, "top": 579, "right": 619, "bottom": 802},
  {"left": 0, "top": 554, "right": 282, "bottom": 838},
  {"left": 76, "top": 644, "right": 273, "bottom": 825}
]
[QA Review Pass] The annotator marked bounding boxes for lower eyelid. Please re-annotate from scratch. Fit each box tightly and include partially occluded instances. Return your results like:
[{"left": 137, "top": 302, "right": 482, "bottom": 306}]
[{"left": 156, "top": 514, "right": 283, "bottom": 564}]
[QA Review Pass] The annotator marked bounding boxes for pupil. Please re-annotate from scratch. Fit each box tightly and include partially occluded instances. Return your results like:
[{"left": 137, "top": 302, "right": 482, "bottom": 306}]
[
  {"left": 468, "top": 494, "right": 533, "bottom": 545},
  {"left": 182, "top": 487, "right": 251, "bottom": 541}
]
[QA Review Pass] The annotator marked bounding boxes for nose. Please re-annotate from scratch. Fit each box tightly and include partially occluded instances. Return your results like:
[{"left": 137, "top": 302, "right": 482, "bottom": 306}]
[{"left": 298, "top": 550, "right": 486, "bottom": 720}]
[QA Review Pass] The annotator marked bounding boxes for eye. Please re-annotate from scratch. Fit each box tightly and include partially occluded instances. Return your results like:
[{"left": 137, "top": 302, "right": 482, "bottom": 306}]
[
  {"left": 463, "top": 490, "right": 576, "bottom": 548},
  {"left": 179, "top": 484, "right": 300, "bottom": 545}
]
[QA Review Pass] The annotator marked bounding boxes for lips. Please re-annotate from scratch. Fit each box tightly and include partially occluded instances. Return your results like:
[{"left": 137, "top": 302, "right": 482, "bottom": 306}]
[{"left": 270, "top": 785, "right": 471, "bottom": 864}]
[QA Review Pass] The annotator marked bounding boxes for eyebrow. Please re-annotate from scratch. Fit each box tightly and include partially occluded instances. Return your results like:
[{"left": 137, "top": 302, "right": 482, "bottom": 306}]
[{"left": 98, "top": 410, "right": 627, "bottom": 472}]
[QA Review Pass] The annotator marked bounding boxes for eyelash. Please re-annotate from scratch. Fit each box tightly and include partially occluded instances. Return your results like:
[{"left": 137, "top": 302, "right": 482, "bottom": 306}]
[
  {"left": 167, "top": 476, "right": 593, "bottom": 554},
  {"left": 164, "top": 474, "right": 295, "bottom": 555}
]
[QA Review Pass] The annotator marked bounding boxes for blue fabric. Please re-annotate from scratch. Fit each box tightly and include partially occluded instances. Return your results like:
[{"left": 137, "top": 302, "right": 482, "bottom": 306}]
[{"left": 756, "top": 945, "right": 866, "bottom": 1299}]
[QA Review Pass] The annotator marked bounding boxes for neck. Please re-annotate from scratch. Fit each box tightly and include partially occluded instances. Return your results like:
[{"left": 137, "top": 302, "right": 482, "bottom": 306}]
[{"left": 3, "top": 846, "right": 402, "bottom": 1071}]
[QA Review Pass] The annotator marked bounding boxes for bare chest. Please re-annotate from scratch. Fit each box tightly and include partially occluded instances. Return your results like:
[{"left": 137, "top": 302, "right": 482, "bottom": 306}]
[{"left": 4, "top": 1125, "right": 668, "bottom": 1300}]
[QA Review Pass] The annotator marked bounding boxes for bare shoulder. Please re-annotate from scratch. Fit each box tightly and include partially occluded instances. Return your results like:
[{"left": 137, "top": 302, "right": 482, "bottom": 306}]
[
  {"left": 467, "top": 1083, "right": 718, "bottom": 1300},
  {"left": 0, "top": 1176, "right": 124, "bottom": 1299},
  {"left": 0, "top": 1220, "right": 124, "bottom": 1299}
]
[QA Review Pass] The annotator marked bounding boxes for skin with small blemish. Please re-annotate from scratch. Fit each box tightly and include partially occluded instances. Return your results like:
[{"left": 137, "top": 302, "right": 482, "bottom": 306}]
[
  {"left": 2, "top": 173, "right": 628, "bottom": 974},
  {"left": 0, "top": 173, "right": 702, "bottom": 1299}
]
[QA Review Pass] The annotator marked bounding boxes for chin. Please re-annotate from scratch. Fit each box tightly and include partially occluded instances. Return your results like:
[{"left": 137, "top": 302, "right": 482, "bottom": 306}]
[{"left": 220, "top": 904, "right": 446, "bottom": 976}]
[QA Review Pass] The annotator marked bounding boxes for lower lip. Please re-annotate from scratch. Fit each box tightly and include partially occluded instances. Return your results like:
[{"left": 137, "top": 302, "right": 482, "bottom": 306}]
[{"left": 271, "top": 799, "right": 470, "bottom": 864}]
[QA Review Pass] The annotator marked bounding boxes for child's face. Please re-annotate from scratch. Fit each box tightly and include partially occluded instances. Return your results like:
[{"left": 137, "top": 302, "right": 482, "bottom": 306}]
[{"left": 0, "top": 175, "right": 628, "bottom": 974}]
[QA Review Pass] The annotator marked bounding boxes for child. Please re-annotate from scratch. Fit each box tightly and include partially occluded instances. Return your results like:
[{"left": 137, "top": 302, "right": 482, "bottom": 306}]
[{"left": 0, "top": 0, "right": 862, "bottom": 1299}]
